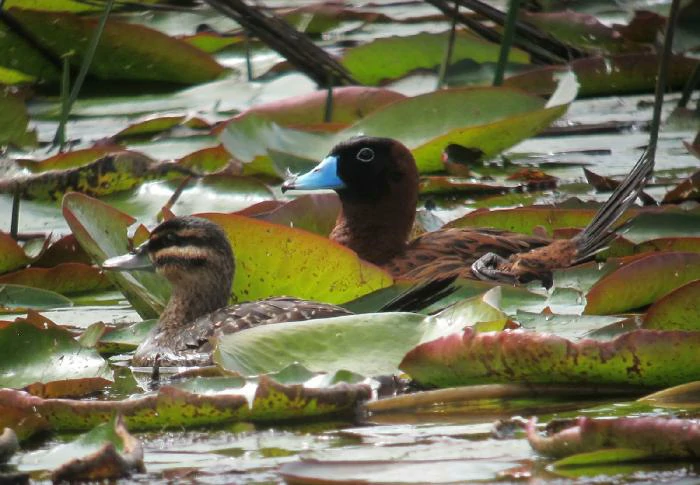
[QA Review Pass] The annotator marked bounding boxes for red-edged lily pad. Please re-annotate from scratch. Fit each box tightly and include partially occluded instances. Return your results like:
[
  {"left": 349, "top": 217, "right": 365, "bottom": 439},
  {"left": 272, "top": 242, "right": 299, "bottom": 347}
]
[
  {"left": 6, "top": 7, "right": 224, "bottom": 84},
  {"left": 0, "top": 312, "right": 112, "bottom": 397},
  {"left": 0, "top": 232, "right": 31, "bottom": 275},
  {"left": 0, "top": 376, "right": 370, "bottom": 434},
  {"left": 528, "top": 417, "right": 700, "bottom": 459},
  {"left": 0, "top": 263, "right": 112, "bottom": 295},
  {"left": 585, "top": 252, "right": 700, "bottom": 315},
  {"left": 400, "top": 328, "right": 700, "bottom": 388}
]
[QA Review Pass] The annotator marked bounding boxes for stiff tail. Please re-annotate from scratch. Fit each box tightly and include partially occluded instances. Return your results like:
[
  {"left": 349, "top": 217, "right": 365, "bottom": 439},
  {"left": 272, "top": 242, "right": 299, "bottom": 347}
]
[
  {"left": 379, "top": 276, "right": 457, "bottom": 313},
  {"left": 572, "top": 149, "right": 654, "bottom": 262}
]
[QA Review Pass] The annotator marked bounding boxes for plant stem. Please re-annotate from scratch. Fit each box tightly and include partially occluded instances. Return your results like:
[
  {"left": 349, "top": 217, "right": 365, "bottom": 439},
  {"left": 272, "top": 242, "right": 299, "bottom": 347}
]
[
  {"left": 493, "top": 0, "right": 520, "bottom": 86},
  {"left": 678, "top": 62, "right": 700, "bottom": 109},
  {"left": 324, "top": 74, "right": 334, "bottom": 122},
  {"left": 10, "top": 186, "right": 19, "bottom": 239},
  {"left": 436, "top": 2, "right": 458, "bottom": 90},
  {"left": 244, "top": 30, "right": 253, "bottom": 81},
  {"left": 648, "top": 0, "right": 682, "bottom": 156},
  {"left": 52, "top": 0, "right": 115, "bottom": 149}
]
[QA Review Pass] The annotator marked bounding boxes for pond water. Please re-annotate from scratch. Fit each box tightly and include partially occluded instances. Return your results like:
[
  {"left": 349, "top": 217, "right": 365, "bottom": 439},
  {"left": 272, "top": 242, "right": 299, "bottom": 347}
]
[{"left": 1, "top": 1, "right": 699, "bottom": 482}]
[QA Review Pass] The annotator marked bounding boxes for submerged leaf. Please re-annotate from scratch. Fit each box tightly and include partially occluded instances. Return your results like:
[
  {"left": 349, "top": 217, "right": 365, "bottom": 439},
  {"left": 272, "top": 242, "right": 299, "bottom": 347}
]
[{"left": 400, "top": 328, "right": 700, "bottom": 388}]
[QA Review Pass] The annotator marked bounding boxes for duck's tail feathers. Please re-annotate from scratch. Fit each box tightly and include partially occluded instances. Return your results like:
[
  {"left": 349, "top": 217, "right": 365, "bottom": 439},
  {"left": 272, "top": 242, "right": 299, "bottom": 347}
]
[
  {"left": 380, "top": 275, "right": 458, "bottom": 313},
  {"left": 573, "top": 149, "right": 654, "bottom": 263}
]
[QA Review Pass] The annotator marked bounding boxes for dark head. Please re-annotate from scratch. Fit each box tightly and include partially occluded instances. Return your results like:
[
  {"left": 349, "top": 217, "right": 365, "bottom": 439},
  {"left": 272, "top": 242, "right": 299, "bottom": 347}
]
[
  {"left": 282, "top": 137, "right": 419, "bottom": 265},
  {"left": 103, "top": 216, "right": 234, "bottom": 325}
]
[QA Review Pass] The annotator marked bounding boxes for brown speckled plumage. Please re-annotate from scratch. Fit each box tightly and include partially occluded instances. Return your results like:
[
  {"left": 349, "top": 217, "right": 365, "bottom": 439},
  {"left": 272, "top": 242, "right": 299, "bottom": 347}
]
[{"left": 106, "top": 216, "right": 351, "bottom": 367}]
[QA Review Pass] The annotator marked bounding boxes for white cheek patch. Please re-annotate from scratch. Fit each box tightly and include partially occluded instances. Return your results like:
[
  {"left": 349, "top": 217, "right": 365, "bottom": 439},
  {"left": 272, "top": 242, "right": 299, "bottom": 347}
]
[{"left": 156, "top": 245, "right": 209, "bottom": 262}]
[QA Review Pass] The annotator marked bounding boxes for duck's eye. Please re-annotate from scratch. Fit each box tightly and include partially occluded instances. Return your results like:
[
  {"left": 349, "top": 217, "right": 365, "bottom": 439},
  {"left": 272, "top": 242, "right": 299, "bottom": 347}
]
[
  {"left": 164, "top": 233, "right": 177, "bottom": 243},
  {"left": 356, "top": 147, "right": 375, "bottom": 163}
]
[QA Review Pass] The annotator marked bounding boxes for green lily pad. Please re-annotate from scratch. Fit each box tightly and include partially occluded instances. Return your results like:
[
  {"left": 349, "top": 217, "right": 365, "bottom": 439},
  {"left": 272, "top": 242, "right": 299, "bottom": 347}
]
[
  {"left": 214, "top": 289, "right": 507, "bottom": 377},
  {"left": 222, "top": 73, "right": 577, "bottom": 175},
  {"left": 642, "top": 279, "right": 700, "bottom": 330},
  {"left": 0, "top": 93, "right": 36, "bottom": 147},
  {"left": 176, "top": 144, "right": 233, "bottom": 174},
  {"left": 17, "top": 147, "right": 120, "bottom": 173},
  {"left": 0, "top": 376, "right": 370, "bottom": 434},
  {"left": 199, "top": 212, "right": 393, "bottom": 304},
  {"left": 0, "top": 284, "right": 72, "bottom": 310},
  {"left": 0, "top": 314, "right": 112, "bottom": 396},
  {"left": 238, "top": 86, "right": 406, "bottom": 126},
  {"left": 622, "top": 212, "right": 700, "bottom": 244},
  {"left": 254, "top": 194, "right": 340, "bottom": 236},
  {"left": 400, "top": 328, "right": 700, "bottom": 388},
  {"left": 634, "top": 237, "right": 700, "bottom": 255},
  {"left": 0, "top": 263, "right": 112, "bottom": 295},
  {"left": 505, "top": 54, "right": 699, "bottom": 97},
  {"left": 585, "top": 252, "right": 700, "bottom": 315},
  {"left": 95, "top": 319, "right": 157, "bottom": 354},
  {"left": 341, "top": 31, "right": 529, "bottom": 85},
  {"left": 0, "top": 232, "right": 31, "bottom": 275},
  {"left": 62, "top": 192, "right": 167, "bottom": 319},
  {"left": 2, "top": 151, "right": 192, "bottom": 201},
  {"left": 6, "top": 7, "right": 224, "bottom": 84},
  {"left": 20, "top": 415, "right": 144, "bottom": 482},
  {"left": 447, "top": 206, "right": 624, "bottom": 235}
]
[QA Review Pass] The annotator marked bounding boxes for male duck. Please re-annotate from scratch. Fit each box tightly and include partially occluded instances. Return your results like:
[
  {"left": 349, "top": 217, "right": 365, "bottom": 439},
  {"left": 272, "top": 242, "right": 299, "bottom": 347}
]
[
  {"left": 282, "top": 137, "right": 653, "bottom": 284},
  {"left": 103, "top": 216, "right": 353, "bottom": 367}
]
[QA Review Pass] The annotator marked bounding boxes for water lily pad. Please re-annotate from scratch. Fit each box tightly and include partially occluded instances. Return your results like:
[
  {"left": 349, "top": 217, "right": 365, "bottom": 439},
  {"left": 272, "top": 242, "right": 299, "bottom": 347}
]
[
  {"left": 176, "top": 144, "right": 233, "bottom": 174},
  {"left": 505, "top": 54, "right": 699, "bottom": 97},
  {"left": 95, "top": 319, "right": 157, "bottom": 354},
  {"left": 446, "top": 206, "right": 611, "bottom": 235},
  {"left": 528, "top": 416, "right": 700, "bottom": 459},
  {"left": 0, "top": 284, "right": 72, "bottom": 310},
  {"left": 20, "top": 415, "right": 144, "bottom": 481},
  {"left": 0, "top": 263, "right": 112, "bottom": 295},
  {"left": 17, "top": 147, "right": 120, "bottom": 173},
  {"left": 585, "top": 252, "right": 700, "bottom": 315},
  {"left": 236, "top": 86, "right": 406, "bottom": 126},
  {"left": 0, "top": 376, "right": 370, "bottom": 434},
  {"left": 0, "top": 232, "right": 31, "bottom": 275},
  {"left": 642, "top": 279, "right": 700, "bottom": 331},
  {"left": 341, "top": 31, "right": 529, "bottom": 85},
  {"left": 6, "top": 7, "right": 224, "bottom": 84},
  {"left": 2, "top": 151, "right": 192, "bottom": 201},
  {"left": 400, "top": 328, "right": 700, "bottom": 388},
  {"left": 199, "top": 212, "right": 393, "bottom": 303},
  {"left": 215, "top": 289, "right": 507, "bottom": 377},
  {"left": 62, "top": 192, "right": 167, "bottom": 318},
  {"left": 254, "top": 193, "right": 340, "bottom": 236},
  {"left": 0, "top": 313, "right": 112, "bottom": 396},
  {"left": 0, "top": 93, "right": 36, "bottom": 147}
]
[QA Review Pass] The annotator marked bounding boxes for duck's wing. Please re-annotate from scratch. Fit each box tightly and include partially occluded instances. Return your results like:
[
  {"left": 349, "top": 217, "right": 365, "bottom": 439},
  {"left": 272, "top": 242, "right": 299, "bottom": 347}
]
[
  {"left": 384, "top": 228, "right": 551, "bottom": 279},
  {"left": 185, "top": 297, "right": 353, "bottom": 350}
]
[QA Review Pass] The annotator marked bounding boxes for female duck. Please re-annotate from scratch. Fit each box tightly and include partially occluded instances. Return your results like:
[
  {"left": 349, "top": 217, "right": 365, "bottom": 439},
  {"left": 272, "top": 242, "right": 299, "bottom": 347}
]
[
  {"left": 103, "top": 216, "right": 352, "bottom": 367},
  {"left": 282, "top": 137, "right": 653, "bottom": 284}
]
